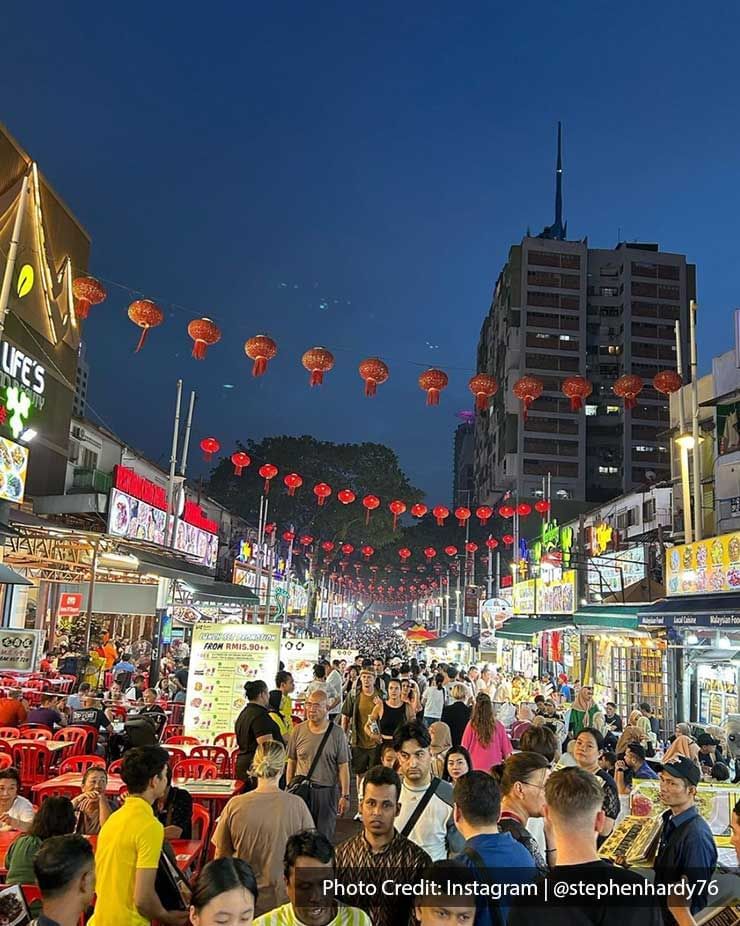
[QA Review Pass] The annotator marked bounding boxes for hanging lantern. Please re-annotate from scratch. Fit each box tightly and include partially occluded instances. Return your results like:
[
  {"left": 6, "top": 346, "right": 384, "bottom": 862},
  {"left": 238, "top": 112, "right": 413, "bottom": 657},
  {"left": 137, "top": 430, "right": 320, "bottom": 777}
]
[
  {"left": 476, "top": 505, "right": 493, "bottom": 525},
  {"left": 341, "top": 543, "right": 355, "bottom": 556},
  {"left": 513, "top": 375, "right": 544, "bottom": 419},
  {"left": 454, "top": 506, "right": 471, "bottom": 527},
  {"left": 432, "top": 505, "right": 449, "bottom": 527},
  {"left": 499, "top": 504, "right": 515, "bottom": 519},
  {"left": 244, "top": 335, "right": 278, "bottom": 377},
  {"left": 468, "top": 373, "right": 498, "bottom": 411},
  {"left": 466, "top": 542, "right": 478, "bottom": 554},
  {"left": 424, "top": 547, "right": 437, "bottom": 562},
  {"left": 361, "top": 545, "right": 375, "bottom": 560},
  {"left": 264, "top": 522, "right": 276, "bottom": 535},
  {"left": 200, "top": 437, "right": 220, "bottom": 461},
  {"left": 561, "top": 375, "right": 593, "bottom": 412},
  {"left": 398, "top": 548, "right": 412, "bottom": 562},
  {"left": 188, "top": 317, "right": 221, "bottom": 360},
  {"left": 283, "top": 531, "right": 295, "bottom": 543},
  {"left": 321, "top": 541, "right": 335, "bottom": 553},
  {"left": 444, "top": 545, "right": 458, "bottom": 557},
  {"left": 358, "top": 358, "right": 389, "bottom": 397},
  {"left": 362, "top": 495, "right": 380, "bottom": 524},
  {"left": 613, "top": 374, "right": 644, "bottom": 410},
  {"left": 128, "top": 299, "right": 164, "bottom": 352},
  {"left": 302, "top": 347, "right": 335, "bottom": 386},
  {"left": 284, "top": 473, "right": 303, "bottom": 496},
  {"left": 517, "top": 502, "right": 532, "bottom": 517},
  {"left": 653, "top": 370, "right": 682, "bottom": 396},
  {"left": 418, "top": 369, "right": 449, "bottom": 406},
  {"left": 313, "top": 483, "right": 333, "bottom": 506},
  {"left": 485, "top": 537, "right": 499, "bottom": 550},
  {"left": 230, "top": 451, "right": 251, "bottom": 476},
  {"left": 502, "top": 533, "right": 514, "bottom": 546},
  {"left": 337, "top": 489, "right": 356, "bottom": 505},
  {"left": 299, "top": 535, "right": 314, "bottom": 547},
  {"left": 534, "top": 499, "right": 550, "bottom": 517},
  {"left": 389, "top": 500, "right": 407, "bottom": 530},
  {"left": 72, "top": 277, "right": 107, "bottom": 321},
  {"left": 258, "top": 463, "right": 278, "bottom": 493},
  {"left": 410, "top": 503, "right": 428, "bottom": 519}
]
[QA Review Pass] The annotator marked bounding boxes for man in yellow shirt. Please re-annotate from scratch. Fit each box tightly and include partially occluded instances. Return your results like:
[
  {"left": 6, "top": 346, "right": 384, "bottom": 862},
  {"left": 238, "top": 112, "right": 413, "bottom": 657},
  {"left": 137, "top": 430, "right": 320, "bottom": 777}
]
[{"left": 89, "top": 746, "right": 188, "bottom": 926}]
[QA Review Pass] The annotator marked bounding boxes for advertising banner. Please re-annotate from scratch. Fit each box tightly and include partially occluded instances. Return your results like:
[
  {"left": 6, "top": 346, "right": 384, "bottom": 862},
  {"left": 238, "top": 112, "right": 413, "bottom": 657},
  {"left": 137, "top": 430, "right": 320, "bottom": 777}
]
[
  {"left": 280, "top": 638, "right": 320, "bottom": 697},
  {"left": 57, "top": 592, "right": 83, "bottom": 617},
  {"left": 587, "top": 547, "right": 646, "bottom": 596},
  {"left": 665, "top": 532, "right": 740, "bottom": 597},
  {"left": 0, "top": 628, "right": 42, "bottom": 672},
  {"left": 184, "top": 623, "right": 281, "bottom": 743},
  {"left": 0, "top": 437, "right": 28, "bottom": 503},
  {"left": 479, "top": 598, "right": 512, "bottom": 653},
  {"left": 512, "top": 570, "right": 576, "bottom": 615}
]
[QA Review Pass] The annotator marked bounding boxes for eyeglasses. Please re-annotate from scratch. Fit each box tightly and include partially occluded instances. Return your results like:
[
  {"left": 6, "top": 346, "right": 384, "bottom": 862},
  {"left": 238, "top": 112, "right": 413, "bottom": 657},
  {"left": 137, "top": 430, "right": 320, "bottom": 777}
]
[{"left": 521, "top": 780, "right": 547, "bottom": 792}]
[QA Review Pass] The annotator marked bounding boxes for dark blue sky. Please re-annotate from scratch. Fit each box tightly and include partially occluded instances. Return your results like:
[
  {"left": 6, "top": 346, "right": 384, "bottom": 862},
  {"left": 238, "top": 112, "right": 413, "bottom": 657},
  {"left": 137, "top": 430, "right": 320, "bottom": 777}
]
[{"left": 4, "top": 3, "right": 740, "bottom": 501}]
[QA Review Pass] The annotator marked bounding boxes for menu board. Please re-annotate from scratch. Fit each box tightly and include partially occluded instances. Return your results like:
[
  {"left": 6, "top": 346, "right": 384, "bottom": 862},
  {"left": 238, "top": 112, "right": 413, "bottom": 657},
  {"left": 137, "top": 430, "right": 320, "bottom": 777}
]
[
  {"left": 184, "top": 623, "right": 281, "bottom": 743},
  {"left": 666, "top": 532, "right": 740, "bottom": 596},
  {"left": 280, "top": 638, "right": 320, "bottom": 697},
  {"left": 0, "top": 629, "right": 41, "bottom": 672},
  {"left": 330, "top": 648, "right": 358, "bottom": 666},
  {"left": 0, "top": 437, "right": 28, "bottom": 503},
  {"left": 512, "top": 570, "right": 576, "bottom": 615}
]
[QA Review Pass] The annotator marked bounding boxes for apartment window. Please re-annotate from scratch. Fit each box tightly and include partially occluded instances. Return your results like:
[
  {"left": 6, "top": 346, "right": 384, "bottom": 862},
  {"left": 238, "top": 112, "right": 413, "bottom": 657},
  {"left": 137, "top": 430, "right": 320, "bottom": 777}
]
[
  {"left": 598, "top": 465, "right": 619, "bottom": 474},
  {"left": 601, "top": 286, "right": 619, "bottom": 297},
  {"left": 80, "top": 448, "right": 98, "bottom": 470},
  {"left": 559, "top": 335, "right": 573, "bottom": 341},
  {"left": 616, "top": 508, "right": 638, "bottom": 529},
  {"left": 585, "top": 404, "right": 598, "bottom": 416},
  {"left": 643, "top": 499, "right": 657, "bottom": 521},
  {"left": 608, "top": 345, "right": 620, "bottom": 354}
]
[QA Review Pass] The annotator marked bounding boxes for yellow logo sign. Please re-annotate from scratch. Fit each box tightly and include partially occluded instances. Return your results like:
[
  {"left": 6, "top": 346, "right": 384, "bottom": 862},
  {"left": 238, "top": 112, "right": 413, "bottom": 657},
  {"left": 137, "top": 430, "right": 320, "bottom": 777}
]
[
  {"left": 16, "top": 265, "right": 34, "bottom": 298},
  {"left": 593, "top": 523, "right": 613, "bottom": 556}
]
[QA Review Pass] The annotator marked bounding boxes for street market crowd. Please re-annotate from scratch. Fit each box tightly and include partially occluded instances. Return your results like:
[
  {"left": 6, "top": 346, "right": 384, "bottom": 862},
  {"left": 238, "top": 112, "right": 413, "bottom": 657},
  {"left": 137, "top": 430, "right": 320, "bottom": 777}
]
[{"left": 0, "top": 631, "right": 736, "bottom": 926}]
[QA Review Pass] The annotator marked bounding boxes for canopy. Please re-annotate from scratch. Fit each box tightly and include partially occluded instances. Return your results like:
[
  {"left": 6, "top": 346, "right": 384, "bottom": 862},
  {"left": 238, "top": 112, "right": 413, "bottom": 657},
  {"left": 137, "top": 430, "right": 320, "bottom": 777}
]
[
  {"left": 573, "top": 604, "right": 641, "bottom": 631},
  {"left": 640, "top": 593, "right": 740, "bottom": 629},
  {"left": 426, "top": 630, "right": 478, "bottom": 647},
  {"left": 188, "top": 580, "right": 259, "bottom": 605},
  {"left": 497, "top": 617, "right": 574, "bottom": 641},
  {"left": 0, "top": 563, "right": 32, "bottom": 586},
  {"left": 406, "top": 626, "right": 438, "bottom": 641}
]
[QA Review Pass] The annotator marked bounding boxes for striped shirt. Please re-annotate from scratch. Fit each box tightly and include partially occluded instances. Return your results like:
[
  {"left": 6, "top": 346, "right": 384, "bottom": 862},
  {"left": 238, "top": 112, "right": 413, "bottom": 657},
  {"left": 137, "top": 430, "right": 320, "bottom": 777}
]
[{"left": 254, "top": 903, "right": 371, "bottom": 926}]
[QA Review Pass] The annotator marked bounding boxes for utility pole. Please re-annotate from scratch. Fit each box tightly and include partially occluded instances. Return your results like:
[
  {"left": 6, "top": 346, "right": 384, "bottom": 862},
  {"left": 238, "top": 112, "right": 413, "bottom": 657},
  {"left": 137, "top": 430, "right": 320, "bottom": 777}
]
[{"left": 689, "top": 299, "right": 702, "bottom": 540}]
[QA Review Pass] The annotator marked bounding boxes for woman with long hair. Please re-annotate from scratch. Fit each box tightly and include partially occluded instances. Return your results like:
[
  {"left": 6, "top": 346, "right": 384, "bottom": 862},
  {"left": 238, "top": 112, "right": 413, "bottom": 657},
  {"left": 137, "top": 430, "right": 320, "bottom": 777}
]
[
  {"left": 443, "top": 745, "right": 473, "bottom": 782},
  {"left": 365, "top": 678, "right": 416, "bottom": 747},
  {"left": 190, "top": 857, "right": 258, "bottom": 926},
  {"left": 461, "top": 692, "right": 513, "bottom": 770},
  {"left": 421, "top": 673, "right": 447, "bottom": 725},
  {"left": 492, "top": 752, "right": 550, "bottom": 874}
]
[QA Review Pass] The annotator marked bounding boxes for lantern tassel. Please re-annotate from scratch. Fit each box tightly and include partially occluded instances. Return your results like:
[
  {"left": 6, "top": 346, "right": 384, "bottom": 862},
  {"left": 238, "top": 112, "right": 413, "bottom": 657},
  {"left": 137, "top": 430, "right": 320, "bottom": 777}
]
[
  {"left": 192, "top": 339, "right": 207, "bottom": 360},
  {"left": 234, "top": 464, "right": 244, "bottom": 476},
  {"left": 393, "top": 514, "right": 398, "bottom": 531},
  {"left": 570, "top": 396, "right": 581, "bottom": 412},
  {"left": 75, "top": 299, "right": 91, "bottom": 320},
  {"left": 365, "top": 380, "right": 377, "bottom": 398},
  {"left": 427, "top": 389, "right": 440, "bottom": 406},
  {"left": 475, "top": 393, "right": 487, "bottom": 411},
  {"left": 288, "top": 486, "right": 296, "bottom": 496},
  {"left": 134, "top": 327, "right": 150, "bottom": 354},
  {"left": 626, "top": 396, "right": 636, "bottom": 410},
  {"left": 253, "top": 357, "right": 267, "bottom": 377},
  {"left": 310, "top": 370, "right": 323, "bottom": 387},
  {"left": 263, "top": 479, "right": 271, "bottom": 494},
  {"left": 318, "top": 496, "right": 325, "bottom": 506}
]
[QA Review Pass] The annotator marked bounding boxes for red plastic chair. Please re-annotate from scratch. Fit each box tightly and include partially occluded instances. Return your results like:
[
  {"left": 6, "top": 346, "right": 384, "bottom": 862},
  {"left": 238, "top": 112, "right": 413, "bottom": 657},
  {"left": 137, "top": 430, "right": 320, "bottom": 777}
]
[
  {"left": 12, "top": 742, "right": 52, "bottom": 791},
  {"left": 163, "top": 723, "right": 184, "bottom": 741},
  {"left": 24, "top": 679, "right": 44, "bottom": 691},
  {"left": 164, "top": 746, "right": 187, "bottom": 766},
  {"left": 67, "top": 725, "right": 99, "bottom": 755},
  {"left": 38, "top": 784, "right": 81, "bottom": 802},
  {"left": 190, "top": 745, "right": 231, "bottom": 777},
  {"left": 190, "top": 801, "right": 211, "bottom": 875},
  {"left": 230, "top": 747, "right": 240, "bottom": 777},
  {"left": 165, "top": 735, "right": 200, "bottom": 745},
  {"left": 170, "top": 703, "right": 185, "bottom": 724},
  {"left": 18, "top": 725, "right": 52, "bottom": 741},
  {"left": 53, "top": 726, "right": 89, "bottom": 756},
  {"left": 0, "top": 753, "right": 12, "bottom": 771},
  {"left": 59, "top": 754, "right": 106, "bottom": 775},
  {"left": 172, "top": 759, "right": 218, "bottom": 781},
  {"left": 214, "top": 732, "right": 237, "bottom": 750},
  {"left": 22, "top": 690, "right": 42, "bottom": 706},
  {"left": 107, "top": 758, "right": 124, "bottom": 775},
  {"left": 0, "top": 740, "right": 12, "bottom": 757},
  {"left": 0, "top": 727, "right": 19, "bottom": 740}
]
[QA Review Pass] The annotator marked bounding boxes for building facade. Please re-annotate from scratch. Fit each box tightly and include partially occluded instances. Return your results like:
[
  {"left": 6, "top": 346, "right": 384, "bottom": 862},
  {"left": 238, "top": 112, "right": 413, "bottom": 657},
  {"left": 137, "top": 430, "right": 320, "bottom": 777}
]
[{"left": 452, "top": 417, "right": 475, "bottom": 507}]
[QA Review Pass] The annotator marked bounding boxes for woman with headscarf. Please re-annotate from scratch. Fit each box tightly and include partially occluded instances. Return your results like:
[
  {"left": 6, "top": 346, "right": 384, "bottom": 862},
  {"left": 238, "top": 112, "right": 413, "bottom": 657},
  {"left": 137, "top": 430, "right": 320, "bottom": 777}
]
[
  {"left": 615, "top": 724, "right": 644, "bottom": 755},
  {"left": 567, "top": 685, "right": 601, "bottom": 738},
  {"left": 429, "top": 721, "right": 453, "bottom": 778},
  {"left": 663, "top": 729, "right": 700, "bottom": 766}
]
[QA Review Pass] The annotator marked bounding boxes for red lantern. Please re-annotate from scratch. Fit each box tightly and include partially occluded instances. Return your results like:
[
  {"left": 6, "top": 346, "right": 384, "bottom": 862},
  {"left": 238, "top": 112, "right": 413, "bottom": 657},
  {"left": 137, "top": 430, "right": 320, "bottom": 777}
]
[
  {"left": 361, "top": 545, "right": 375, "bottom": 560},
  {"left": 468, "top": 373, "right": 498, "bottom": 411},
  {"left": 424, "top": 547, "right": 437, "bottom": 562},
  {"left": 300, "top": 535, "right": 314, "bottom": 547},
  {"left": 485, "top": 537, "right": 498, "bottom": 550},
  {"left": 244, "top": 335, "right": 278, "bottom": 377},
  {"left": 499, "top": 504, "right": 515, "bottom": 519},
  {"left": 283, "top": 531, "right": 295, "bottom": 542},
  {"left": 259, "top": 463, "right": 278, "bottom": 493},
  {"left": 314, "top": 483, "right": 332, "bottom": 506},
  {"left": 302, "top": 347, "right": 335, "bottom": 386},
  {"left": 561, "top": 375, "right": 593, "bottom": 412},
  {"left": 321, "top": 541, "right": 335, "bottom": 553},
  {"left": 358, "top": 358, "right": 389, "bottom": 397},
  {"left": 517, "top": 503, "right": 532, "bottom": 517},
  {"left": 613, "top": 374, "right": 644, "bottom": 410},
  {"left": 513, "top": 375, "right": 544, "bottom": 419},
  {"left": 444, "top": 545, "right": 458, "bottom": 557},
  {"left": 418, "top": 369, "right": 449, "bottom": 406},
  {"left": 200, "top": 437, "right": 220, "bottom": 461},
  {"left": 231, "top": 451, "right": 251, "bottom": 476},
  {"left": 502, "top": 534, "right": 514, "bottom": 546},
  {"left": 476, "top": 505, "right": 493, "bottom": 525},
  {"left": 337, "top": 489, "right": 356, "bottom": 505},
  {"left": 399, "top": 548, "right": 412, "bottom": 561},
  {"left": 432, "top": 505, "right": 449, "bottom": 527},
  {"left": 188, "top": 317, "right": 221, "bottom": 360},
  {"left": 389, "top": 500, "right": 406, "bottom": 530},
  {"left": 264, "top": 522, "right": 276, "bottom": 535},
  {"left": 128, "top": 299, "right": 164, "bottom": 352},
  {"left": 341, "top": 543, "right": 355, "bottom": 556},
  {"left": 454, "top": 506, "right": 471, "bottom": 527},
  {"left": 466, "top": 542, "right": 478, "bottom": 554},
  {"left": 72, "top": 277, "right": 107, "bottom": 321},
  {"left": 653, "top": 370, "right": 682, "bottom": 396},
  {"left": 534, "top": 499, "right": 550, "bottom": 516},
  {"left": 284, "top": 473, "right": 303, "bottom": 496},
  {"left": 362, "top": 495, "right": 380, "bottom": 524},
  {"left": 411, "top": 503, "right": 428, "bottom": 519}
]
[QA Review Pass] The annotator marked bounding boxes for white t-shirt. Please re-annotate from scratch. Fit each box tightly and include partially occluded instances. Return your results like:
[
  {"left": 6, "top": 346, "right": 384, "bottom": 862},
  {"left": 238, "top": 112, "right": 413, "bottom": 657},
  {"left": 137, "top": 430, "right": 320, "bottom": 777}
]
[
  {"left": 0, "top": 795, "right": 34, "bottom": 831},
  {"left": 421, "top": 686, "right": 446, "bottom": 718},
  {"left": 325, "top": 671, "right": 343, "bottom": 715},
  {"left": 396, "top": 780, "right": 451, "bottom": 861}
]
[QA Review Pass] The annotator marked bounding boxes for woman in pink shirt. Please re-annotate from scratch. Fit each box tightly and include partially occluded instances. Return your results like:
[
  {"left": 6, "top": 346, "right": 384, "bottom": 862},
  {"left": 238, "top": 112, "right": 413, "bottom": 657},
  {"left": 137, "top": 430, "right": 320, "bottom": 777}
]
[{"left": 461, "top": 692, "right": 513, "bottom": 770}]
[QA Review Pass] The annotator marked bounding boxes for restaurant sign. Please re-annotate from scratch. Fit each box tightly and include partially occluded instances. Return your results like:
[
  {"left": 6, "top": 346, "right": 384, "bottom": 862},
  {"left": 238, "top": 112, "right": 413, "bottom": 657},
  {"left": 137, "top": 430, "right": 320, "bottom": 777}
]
[
  {"left": 512, "top": 570, "right": 576, "bottom": 615},
  {"left": 530, "top": 520, "right": 574, "bottom": 569},
  {"left": 587, "top": 546, "right": 646, "bottom": 596},
  {"left": 665, "top": 531, "right": 740, "bottom": 597},
  {"left": 0, "top": 628, "right": 42, "bottom": 672},
  {"left": 639, "top": 610, "right": 740, "bottom": 629}
]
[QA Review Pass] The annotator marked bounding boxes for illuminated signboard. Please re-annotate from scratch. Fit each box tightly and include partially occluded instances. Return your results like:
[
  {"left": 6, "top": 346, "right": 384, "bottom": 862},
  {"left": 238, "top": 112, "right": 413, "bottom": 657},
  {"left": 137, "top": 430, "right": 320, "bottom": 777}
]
[
  {"left": 512, "top": 570, "right": 576, "bottom": 615},
  {"left": 530, "top": 520, "right": 574, "bottom": 569},
  {"left": 665, "top": 532, "right": 740, "bottom": 597},
  {"left": 587, "top": 546, "right": 646, "bottom": 596},
  {"left": 0, "top": 436, "right": 28, "bottom": 503}
]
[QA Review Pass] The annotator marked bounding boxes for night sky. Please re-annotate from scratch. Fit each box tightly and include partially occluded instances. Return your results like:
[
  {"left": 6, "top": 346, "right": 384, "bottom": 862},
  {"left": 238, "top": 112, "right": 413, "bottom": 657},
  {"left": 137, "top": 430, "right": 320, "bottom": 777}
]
[{"left": 3, "top": 3, "right": 740, "bottom": 502}]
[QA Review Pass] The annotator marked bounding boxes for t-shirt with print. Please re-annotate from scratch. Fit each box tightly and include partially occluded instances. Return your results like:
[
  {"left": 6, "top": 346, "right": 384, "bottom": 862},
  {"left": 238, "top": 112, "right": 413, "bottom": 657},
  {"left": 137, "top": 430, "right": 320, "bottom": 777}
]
[
  {"left": 396, "top": 779, "right": 452, "bottom": 861},
  {"left": 71, "top": 707, "right": 109, "bottom": 731},
  {"left": 287, "top": 722, "right": 350, "bottom": 786},
  {"left": 356, "top": 692, "right": 377, "bottom": 749}
]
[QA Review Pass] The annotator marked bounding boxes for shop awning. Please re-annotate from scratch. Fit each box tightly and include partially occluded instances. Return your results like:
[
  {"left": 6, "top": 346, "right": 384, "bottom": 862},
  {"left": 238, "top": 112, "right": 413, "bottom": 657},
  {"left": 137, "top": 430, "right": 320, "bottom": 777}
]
[
  {"left": 0, "top": 563, "right": 32, "bottom": 586},
  {"left": 426, "top": 630, "right": 478, "bottom": 647},
  {"left": 573, "top": 604, "right": 641, "bottom": 630},
  {"left": 497, "top": 617, "right": 574, "bottom": 641},
  {"left": 134, "top": 549, "right": 215, "bottom": 583},
  {"left": 640, "top": 594, "right": 740, "bottom": 629},
  {"left": 187, "top": 580, "right": 259, "bottom": 605}
]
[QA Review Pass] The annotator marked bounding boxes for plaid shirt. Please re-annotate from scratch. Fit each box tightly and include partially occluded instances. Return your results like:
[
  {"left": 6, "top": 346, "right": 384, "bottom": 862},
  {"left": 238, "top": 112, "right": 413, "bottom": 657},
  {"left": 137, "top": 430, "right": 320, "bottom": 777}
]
[{"left": 335, "top": 829, "right": 431, "bottom": 926}]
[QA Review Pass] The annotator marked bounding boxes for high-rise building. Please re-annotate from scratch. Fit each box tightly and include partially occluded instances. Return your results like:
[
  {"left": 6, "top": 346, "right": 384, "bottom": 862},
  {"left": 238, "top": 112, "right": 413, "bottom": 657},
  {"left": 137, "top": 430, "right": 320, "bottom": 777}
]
[
  {"left": 474, "top": 125, "right": 695, "bottom": 505},
  {"left": 73, "top": 341, "right": 89, "bottom": 418},
  {"left": 453, "top": 414, "right": 475, "bottom": 506}
]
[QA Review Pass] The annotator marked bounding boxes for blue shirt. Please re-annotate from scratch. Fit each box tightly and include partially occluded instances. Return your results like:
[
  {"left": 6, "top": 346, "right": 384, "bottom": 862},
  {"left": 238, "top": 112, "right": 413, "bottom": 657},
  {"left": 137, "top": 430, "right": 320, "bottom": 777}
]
[
  {"left": 113, "top": 660, "right": 135, "bottom": 674},
  {"left": 654, "top": 806, "right": 717, "bottom": 919},
  {"left": 635, "top": 761, "right": 659, "bottom": 780},
  {"left": 456, "top": 832, "right": 537, "bottom": 926}
]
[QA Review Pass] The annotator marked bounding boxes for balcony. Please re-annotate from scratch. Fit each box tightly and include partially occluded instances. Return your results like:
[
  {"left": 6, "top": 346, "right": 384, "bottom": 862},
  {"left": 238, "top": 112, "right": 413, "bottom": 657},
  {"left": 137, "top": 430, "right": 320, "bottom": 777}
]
[{"left": 71, "top": 467, "right": 113, "bottom": 494}]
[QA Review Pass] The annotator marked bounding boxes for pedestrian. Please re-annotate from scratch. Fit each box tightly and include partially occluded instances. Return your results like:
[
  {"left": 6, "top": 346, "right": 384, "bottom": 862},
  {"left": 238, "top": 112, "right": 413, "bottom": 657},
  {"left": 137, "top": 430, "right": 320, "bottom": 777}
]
[
  {"left": 519, "top": 724, "right": 559, "bottom": 765},
  {"left": 412, "top": 859, "right": 477, "bottom": 926},
  {"left": 32, "top": 834, "right": 96, "bottom": 926},
  {"left": 493, "top": 752, "right": 551, "bottom": 873},
  {"left": 393, "top": 720, "right": 463, "bottom": 860},
  {"left": 189, "top": 857, "right": 258, "bottom": 926},
  {"left": 27, "top": 694, "right": 66, "bottom": 730},
  {"left": 0, "top": 767, "right": 34, "bottom": 832},
  {"left": 213, "top": 742, "right": 314, "bottom": 917},
  {"left": 325, "top": 661, "right": 344, "bottom": 722},
  {"left": 366, "top": 679, "right": 415, "bottom": 749},
  {"left": 572, "top": 728, "right": 619, "bottom": 843},
  {"left": 305, "top": 663, "right": 328, "bottom": 698},
  {"left": 420, "top": 673, "right": 446, "bottom": 725},
  {"left": 443, "top": 745, "right": 472, "bottom": 783},
  {"left": 440, "top": 683, "right": 472, "bottom": 747},
  {"left": 639, "top": 701, "right": 660, "bottom": 739},
  {"left": 453, "top": 770, "right": 537, "bottom": 926},
  {"left": 234, "top": 680, "right": 283, "bottom": 788},
  {"left": 341, "top": 668, "right": 381, "bottom": 799},
  {"left": 731, "top": 798, "right": 740, "bottom": 863},
  {"left": 461, "top": 692, "right": 513, "bottom": 770},
  {"left": 428, "top": 722, "right": 452, "bottom": 779},
  {"left": 286, "top": 690, "right": 350, "bottom": 842},
  {"left": 270, "top": 671, "right": 295, "bottom": 731},
  {"left": 508, "top": 767, "right": 662, "bottom": 926},
  {"left": 618, "top": 742, "right": 659, "bottom": 782},
  {"left": 335, "top": 765, "right": 430, "bottom": 926},
  {"left": 256, "top": 830, "right": 371, "bottom": 926},
  {"left": 567, "top": 686, "right": 601, "bottom": 738},
  {"left": 654, "top": 756, "right": 718, "bottom": 924},
  {"left": 0, "top": 688, "right": 27, "bottom": 726}
]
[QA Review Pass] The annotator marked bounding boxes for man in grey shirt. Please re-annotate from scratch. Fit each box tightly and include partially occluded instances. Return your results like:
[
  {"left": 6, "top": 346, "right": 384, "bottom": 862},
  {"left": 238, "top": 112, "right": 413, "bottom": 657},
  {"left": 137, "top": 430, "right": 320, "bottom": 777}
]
[{"left": 286, "top": 689, "right": 350, "bottom": 841}]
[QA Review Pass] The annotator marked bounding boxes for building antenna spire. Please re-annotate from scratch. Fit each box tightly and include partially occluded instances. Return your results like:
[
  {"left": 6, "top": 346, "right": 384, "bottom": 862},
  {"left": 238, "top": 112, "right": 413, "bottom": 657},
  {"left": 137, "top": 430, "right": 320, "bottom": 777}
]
[{"left": 554, "top": 121, "right": 563, "bottom": 233}]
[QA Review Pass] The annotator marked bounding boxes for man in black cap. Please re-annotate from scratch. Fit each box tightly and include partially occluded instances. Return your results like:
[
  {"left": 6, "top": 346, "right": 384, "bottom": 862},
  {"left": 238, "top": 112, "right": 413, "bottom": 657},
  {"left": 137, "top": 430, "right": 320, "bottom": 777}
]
[
  {"left": 654, "top": 756, "right": 717, "bottom": 925},
  {"left": 696, "top": 732, "right": 727, "bottom": 772}
]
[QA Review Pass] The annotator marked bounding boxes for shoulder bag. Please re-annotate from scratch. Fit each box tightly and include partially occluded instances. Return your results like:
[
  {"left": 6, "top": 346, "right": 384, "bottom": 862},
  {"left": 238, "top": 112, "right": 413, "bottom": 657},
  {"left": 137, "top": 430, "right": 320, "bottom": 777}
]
[{"left": 287, "top": 723, "right": 335, "bottom": 808}]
